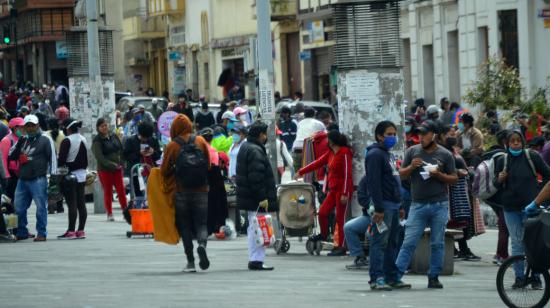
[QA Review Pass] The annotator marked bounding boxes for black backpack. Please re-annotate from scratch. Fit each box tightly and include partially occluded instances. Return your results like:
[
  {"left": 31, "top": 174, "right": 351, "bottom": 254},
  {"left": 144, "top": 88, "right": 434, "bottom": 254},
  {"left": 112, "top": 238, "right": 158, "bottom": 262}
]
[
  {"left": 524, "top": 212, "right": 550, "bottom": 272},
  {"left": 174, "top": 135, "right": 208, "bottom": 188}
]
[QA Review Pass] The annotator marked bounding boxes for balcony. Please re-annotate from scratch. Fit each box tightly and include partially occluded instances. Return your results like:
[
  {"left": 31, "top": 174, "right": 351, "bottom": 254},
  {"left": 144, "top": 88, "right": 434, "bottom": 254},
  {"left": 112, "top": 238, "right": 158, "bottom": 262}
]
[
  {"left": 148, "top": 0, "right": 185, "bottom": 17},
  {"left": 123, "top": 16, "right": 166, "bottom": 41},
  {"left": 252, "top": 0, "right": 298, "bottom": 21},
  {"left": 14, "top": 0, "right": 75, "bottom": 12}
]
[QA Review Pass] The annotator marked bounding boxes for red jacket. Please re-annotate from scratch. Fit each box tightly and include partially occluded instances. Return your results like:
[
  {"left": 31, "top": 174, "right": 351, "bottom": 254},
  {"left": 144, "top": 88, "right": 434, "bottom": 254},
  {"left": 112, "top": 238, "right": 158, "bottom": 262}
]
[
  {"left": 312, "top": 131, "right": 330, "bottom": 181},
  {"left": 299, "top": 146, "right": 354, "bottom": 196}
]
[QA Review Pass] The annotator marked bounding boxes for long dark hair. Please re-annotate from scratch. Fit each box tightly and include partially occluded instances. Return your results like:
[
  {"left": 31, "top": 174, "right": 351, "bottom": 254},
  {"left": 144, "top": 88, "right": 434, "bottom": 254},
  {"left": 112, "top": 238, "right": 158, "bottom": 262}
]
[
  {"left": 47, "top": 117, "right": 60, "bottom": 141},
  {"left": 328, "top": 130, "right": 350, "bottom": 148}
]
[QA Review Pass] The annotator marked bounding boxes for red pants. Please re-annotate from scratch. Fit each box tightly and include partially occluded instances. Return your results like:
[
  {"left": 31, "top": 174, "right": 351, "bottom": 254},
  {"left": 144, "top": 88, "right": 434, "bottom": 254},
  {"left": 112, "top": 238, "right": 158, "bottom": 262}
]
[
  {"left": 318, "top": 190, "right": 348, "bottom": 248},
  {"left": 98, "top": 170, "right": 127, "bottom": 215}
]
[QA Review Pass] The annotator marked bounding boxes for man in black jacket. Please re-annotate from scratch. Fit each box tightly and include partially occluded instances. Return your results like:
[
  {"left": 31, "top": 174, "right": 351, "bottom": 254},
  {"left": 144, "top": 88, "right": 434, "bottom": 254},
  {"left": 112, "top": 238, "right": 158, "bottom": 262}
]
[
  {"left": 173, "top": 93, "right": 194, "bottom": 122},
  {"left": 236, "top": 121, "right": 278, "bottom": 271}
]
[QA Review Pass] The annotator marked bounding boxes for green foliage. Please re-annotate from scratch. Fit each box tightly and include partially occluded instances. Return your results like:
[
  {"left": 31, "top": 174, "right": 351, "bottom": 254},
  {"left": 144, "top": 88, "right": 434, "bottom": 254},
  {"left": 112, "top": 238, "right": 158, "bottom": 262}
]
[{"left": 465, "top": 57, "right": 522, "bottom": 111}]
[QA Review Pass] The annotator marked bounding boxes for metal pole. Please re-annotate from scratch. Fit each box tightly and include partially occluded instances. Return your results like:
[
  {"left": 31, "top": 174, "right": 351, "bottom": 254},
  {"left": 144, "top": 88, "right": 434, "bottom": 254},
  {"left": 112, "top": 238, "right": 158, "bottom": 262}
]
[
  {"left": 86, "top": 0, "right": 105, "bottom": 214},
  {"left": 13, "top": 17, "right": 19, "bottom": 83},
  {"left": 256, "top": 0, "right": 279, "bottom": 183}
]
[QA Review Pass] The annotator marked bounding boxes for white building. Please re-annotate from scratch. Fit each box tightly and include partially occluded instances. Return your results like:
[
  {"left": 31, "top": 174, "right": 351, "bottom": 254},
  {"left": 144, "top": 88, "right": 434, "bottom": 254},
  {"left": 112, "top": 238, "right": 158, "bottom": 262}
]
[{"left": 401, "top": 0, "right": 550, "bottom": 106}]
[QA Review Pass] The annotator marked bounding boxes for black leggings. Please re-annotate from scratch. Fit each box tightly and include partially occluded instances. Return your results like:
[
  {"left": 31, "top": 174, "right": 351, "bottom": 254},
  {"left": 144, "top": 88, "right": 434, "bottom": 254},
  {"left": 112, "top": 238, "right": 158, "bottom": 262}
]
[{"left": 63, "top": 182, "right": 87, "bottom": 232}]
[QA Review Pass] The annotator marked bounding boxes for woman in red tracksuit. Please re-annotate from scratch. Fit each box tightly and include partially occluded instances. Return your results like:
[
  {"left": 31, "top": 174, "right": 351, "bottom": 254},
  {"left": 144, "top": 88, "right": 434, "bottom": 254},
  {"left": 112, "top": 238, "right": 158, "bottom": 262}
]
[{"left": 296, "top": 130, "right": 354, "bottom": 256}]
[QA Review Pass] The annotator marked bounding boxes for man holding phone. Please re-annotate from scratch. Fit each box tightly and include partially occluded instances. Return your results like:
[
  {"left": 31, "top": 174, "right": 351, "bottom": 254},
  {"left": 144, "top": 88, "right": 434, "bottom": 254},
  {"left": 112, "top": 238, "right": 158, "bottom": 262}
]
[
  {"left": 395, "top": 120, "right": 457, "bottom": 289},
  {"left": 9, "top": 115, "right": 57, "bottom": 242}
]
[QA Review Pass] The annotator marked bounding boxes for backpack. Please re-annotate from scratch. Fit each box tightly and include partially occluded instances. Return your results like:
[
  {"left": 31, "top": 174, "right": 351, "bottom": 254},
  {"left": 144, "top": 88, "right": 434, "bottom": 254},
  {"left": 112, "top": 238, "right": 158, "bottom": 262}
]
[
  {"left": 174, "top": 135, "right": 208, "bottom": 188},
  {"left": 472, "top": 152, "right": 506, "bottom": 200},
  {"left": 524, "top": 212, "right": 550, "bottom": 271}
]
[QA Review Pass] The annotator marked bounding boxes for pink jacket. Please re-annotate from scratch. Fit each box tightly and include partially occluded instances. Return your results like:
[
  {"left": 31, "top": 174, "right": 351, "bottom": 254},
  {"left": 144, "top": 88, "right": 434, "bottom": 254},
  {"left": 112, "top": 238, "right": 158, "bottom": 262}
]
[
  {"left": 0, "top": 132, "right": 19, "bottom": 178},
  {"left": 207, "top": 143, "right": 220, "bottom": 166}
]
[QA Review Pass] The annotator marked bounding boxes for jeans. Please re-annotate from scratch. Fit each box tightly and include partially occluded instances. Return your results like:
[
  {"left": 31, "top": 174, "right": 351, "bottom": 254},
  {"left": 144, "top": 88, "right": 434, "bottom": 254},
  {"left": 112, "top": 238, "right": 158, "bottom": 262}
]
[
  {"left": 396, "top": 201, "right": 449, "bottom": 278},
  {"left": 344, "top": 215, "right": 371, "bottom": 257},
  {"left": 15, "top": 176, "right": 49, "bottom": 238},
  {"left": 174, "top": 192, "right": 208, "bottom": 263},
  {"left": 369, "top": 209, "right": 400, "bottom": 282},
  {"left": 503, "top": 210, "right": 526, "bottom": 278}
]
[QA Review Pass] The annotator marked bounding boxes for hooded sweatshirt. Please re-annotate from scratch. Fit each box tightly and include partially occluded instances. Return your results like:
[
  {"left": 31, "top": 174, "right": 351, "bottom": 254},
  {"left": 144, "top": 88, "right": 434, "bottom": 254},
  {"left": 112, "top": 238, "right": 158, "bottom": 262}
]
[
  {"left": 365, "top": 143, "right": 402, "bottom": 213},
  {"left": 492, "top": 132, "right": 550, "bottom": 212},
  {"left": 160, "top": 114, "right": 211, "bottom": 193}
]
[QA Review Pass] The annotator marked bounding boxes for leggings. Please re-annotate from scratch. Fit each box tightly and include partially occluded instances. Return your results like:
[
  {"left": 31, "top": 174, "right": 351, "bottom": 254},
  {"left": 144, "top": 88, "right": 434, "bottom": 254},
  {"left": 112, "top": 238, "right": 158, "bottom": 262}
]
[
  {"left": 63, "top": 182, "right": 87, "bottom": 232},
  {"left": 318, "top": 190, "right": 348, "bottom": 248}
]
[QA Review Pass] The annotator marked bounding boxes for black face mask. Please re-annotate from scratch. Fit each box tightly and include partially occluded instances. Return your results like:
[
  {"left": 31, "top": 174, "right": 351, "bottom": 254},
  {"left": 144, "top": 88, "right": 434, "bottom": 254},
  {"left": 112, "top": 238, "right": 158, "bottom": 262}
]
[{"left": 446, "top": 137, "right": 458, "bottom": 148}]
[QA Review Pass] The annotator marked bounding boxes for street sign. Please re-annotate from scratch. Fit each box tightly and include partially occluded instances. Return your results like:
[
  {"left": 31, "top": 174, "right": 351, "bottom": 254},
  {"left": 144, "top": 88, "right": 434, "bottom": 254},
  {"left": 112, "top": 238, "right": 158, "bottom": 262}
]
[
  {"left": 258, "top": 69, "right": 275, "bottom": 120},
  {"left": 299, "top": 50, "right": 312, "bottom": 61},
  {"left": 169, "top": 51, "right": 182, "bottom": 61},
  {"left": 56, "top": 41, "right": 68, "bottom": 59}
]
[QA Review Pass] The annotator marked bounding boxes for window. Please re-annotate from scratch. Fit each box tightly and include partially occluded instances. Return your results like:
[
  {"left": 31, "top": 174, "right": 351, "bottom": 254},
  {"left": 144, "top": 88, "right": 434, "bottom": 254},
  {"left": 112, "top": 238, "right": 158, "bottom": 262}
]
[{"left": 498, "top": 10, "right": 519, "bottom": 70}]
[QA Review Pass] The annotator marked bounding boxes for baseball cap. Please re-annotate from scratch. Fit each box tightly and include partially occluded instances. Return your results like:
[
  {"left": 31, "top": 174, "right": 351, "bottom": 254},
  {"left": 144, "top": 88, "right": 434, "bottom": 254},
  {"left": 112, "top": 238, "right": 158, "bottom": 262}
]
[
  {"left": 127, "top": 101, "right": 135, "bottom": 107},
  {"left": 417, "top": 120, "right": 439, "bottom": 134},
  {"left": 221, "top": 111, "right": 237, "bottom": 121},
  {"left": 23, "top": 115, "right": 39, "bottom": 125},
  {"left": 137, "top": 104, "right": 145, "bottom": 110},
  {"left": 426, "top": 105, "right": 440, "bottom": 115},
  {"left": 9, "top": 117, "right": 24, "bottom": 128},
  {"left": 233, "top": 107, "right": 246, "bottom": 116}
]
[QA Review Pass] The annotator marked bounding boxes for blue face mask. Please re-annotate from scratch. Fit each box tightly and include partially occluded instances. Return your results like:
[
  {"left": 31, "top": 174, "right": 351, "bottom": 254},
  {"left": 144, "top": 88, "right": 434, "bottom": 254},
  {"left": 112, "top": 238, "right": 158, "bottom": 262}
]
[
  {"left": 232, "top": 134, "right": 241, "bottom": 144},
  {"left": 509, "top": 148, "right": 523, "bottom": 157},
  {"left": 457, "top": 122, "right": 465, "bottom": 131},
  {"left": 405, "top": 125, "right": 412, "bottom": 133},
  {"left": 227, "top": 122, "right": 234, "bottom": 131},
  {"left": 383, "top": 136, "right": 397, "bottom": 149}
]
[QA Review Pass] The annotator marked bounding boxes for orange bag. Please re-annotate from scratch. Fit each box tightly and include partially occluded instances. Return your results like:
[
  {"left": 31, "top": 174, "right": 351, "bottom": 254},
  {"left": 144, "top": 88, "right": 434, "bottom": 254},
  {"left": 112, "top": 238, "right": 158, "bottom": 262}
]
[
  {"left": 130, "top": 209, "right": 154, "bottom": 234},
  {"left": 147, "top": 168, "right": 180, "bottom": 245}
]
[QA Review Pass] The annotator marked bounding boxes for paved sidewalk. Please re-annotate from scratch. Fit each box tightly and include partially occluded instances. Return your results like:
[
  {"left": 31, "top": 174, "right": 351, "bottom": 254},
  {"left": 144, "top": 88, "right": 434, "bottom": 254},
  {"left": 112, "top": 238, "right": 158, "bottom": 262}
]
[{"left": 1, "top": 204, "right": 506, "bottom": 308}]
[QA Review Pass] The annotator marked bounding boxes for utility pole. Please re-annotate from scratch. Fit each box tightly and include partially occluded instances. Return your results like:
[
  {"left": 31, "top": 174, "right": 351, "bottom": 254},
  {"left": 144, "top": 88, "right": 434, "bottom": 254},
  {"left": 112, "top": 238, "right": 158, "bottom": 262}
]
[
  {"left": 86, "top": 0, "right": 105, "bottom": 214},
  {"left": 256, "top": 0, "right": 278, "bottom": 183}
]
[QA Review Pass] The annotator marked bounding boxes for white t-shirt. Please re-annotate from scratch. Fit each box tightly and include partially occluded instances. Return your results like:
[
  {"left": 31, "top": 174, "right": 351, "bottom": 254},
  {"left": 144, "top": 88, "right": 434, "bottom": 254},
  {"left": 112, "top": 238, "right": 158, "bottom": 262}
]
[{"left": 292, "top": 118, "right": 326, "bottom": 151}]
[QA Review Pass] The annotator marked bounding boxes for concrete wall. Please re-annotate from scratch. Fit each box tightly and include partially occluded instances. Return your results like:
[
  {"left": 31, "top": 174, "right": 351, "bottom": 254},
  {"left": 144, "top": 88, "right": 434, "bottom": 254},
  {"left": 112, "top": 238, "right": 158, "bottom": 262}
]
[
  {"left": 401, "top": 0, "right": 550, "bottom": 107},
  {"left": 105, "top": 0, "right": 125, "bottom": 90}
]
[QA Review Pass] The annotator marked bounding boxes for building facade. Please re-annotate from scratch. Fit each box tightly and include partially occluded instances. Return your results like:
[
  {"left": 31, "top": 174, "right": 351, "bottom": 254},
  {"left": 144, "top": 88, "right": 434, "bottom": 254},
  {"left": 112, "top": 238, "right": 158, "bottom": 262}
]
[{"left": 401, "top": 0, "right": 550, "bottom": 106}]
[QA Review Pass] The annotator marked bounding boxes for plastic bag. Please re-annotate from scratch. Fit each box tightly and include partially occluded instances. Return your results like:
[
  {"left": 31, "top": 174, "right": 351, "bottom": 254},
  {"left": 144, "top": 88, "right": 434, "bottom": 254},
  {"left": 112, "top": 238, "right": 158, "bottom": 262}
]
[{"left": 251, "top": 214, "right": 275, "bottom": 247}]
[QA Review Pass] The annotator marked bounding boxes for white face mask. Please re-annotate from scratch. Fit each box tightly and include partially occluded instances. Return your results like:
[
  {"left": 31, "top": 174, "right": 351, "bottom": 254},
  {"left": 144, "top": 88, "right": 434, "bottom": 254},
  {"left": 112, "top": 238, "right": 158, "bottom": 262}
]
[{"left": 240, "top": 114, "right": 247, "bottom": 121}]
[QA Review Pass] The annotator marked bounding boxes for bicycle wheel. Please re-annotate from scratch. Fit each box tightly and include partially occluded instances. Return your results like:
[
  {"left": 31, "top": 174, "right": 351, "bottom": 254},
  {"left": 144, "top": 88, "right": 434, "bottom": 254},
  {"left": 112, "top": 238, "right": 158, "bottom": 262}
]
[{"left": 496, "top": 255, "right": 550, "bottom": 308}]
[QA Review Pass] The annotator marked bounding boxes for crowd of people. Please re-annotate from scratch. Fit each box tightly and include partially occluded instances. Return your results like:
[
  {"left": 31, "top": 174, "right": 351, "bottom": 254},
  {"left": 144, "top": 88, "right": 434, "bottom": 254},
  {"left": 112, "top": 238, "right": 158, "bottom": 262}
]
[{"left": 1, "top": 82, "right": 549, "bottom": 291}]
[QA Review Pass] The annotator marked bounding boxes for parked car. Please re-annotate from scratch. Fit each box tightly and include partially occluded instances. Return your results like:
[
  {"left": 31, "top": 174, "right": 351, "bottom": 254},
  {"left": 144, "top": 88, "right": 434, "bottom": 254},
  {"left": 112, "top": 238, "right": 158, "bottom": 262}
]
[
  {"left": 115, "top": 91, "right": 132, "bottom": 104},
  {"left": 116, "top": 96, "right": 169, "bottom": 112},
  {"left": 276, "top": 100, "right": 338, "bottom": 122}
]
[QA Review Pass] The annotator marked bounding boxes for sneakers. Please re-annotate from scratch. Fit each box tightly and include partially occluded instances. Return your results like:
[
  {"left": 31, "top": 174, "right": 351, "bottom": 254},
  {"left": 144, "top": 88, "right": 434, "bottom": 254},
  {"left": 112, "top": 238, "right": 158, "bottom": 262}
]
[
  {"left": 459, "top": 251, "right": 481, "bottom": 261},
  {"left": 183, "top": 263, "right": 197, "bottom": 273},
  {"left": 33, "top": 236, "right": 47, "bottom": 242},
  {"left": 389, "top": 280, "right": 412, "bottom": 290},
  {"left": 16, "top": 233, "right": 36, "bottom": 241},
  {"left": 512, "top": 277, "right": 527, "bottom": 289},
  {"left": 327, "top": 247, "right": 346, "bottom": 257},
  {"left": 346, "top": 256, "right": 369, "bottom": 270},
  {"left": 428, "top": 276, "right": 443, "bottom": 289},
  {"left": 107, "top": 214, "right": 115, "bottom": 222},
  {"left": 57, "top": 231, "right": 77, "bottom": 240},
  {"left": 76, "top": 231, "right": 86, "bottom": 239},
  {"left": 197, "top": 245, "right": 210, "bottom": 270},
  {"left": 248, "top": 261, "right": 274, "bottom": 271},
  {"left": 531, "top": 276, "right": 543, "bottom": 290},
  {"left": 0, "top": 233, "right": 15, "bottom": 242},
  {"left": 492, "top": 255, "right": 506, "bottom": 266},
  {"left": 370, "top": 278, "right": 393, "bottom": 291}
]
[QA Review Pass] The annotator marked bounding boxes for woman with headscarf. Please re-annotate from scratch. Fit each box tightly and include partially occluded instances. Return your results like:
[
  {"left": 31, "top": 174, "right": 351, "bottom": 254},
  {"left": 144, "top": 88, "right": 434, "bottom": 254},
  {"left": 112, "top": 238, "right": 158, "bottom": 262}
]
[{"left": 492, "top": 130, "right": 550, "bottom": 288}]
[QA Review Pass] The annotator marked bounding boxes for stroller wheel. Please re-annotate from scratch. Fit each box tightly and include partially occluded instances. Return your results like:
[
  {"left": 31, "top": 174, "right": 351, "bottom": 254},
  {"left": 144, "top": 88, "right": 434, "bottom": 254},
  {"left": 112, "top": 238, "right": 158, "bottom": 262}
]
[
  {"left": 306, "top": 239, "right": 315, "bottom": 255},
  {"left": 126, "top": 231, "right": 132, "bottom": 238},
  {"left": 281, "top": 240, "right": 290, "bottom": 253},
  {"left": 314, "top": 241, "right": 322, "bottom": 256}
]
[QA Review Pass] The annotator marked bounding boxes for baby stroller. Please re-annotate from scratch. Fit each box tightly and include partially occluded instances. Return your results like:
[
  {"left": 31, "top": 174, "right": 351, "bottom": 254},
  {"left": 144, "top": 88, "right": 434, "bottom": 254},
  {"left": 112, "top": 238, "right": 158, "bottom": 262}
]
[
  {"left": 125, "top": 164, "right": 154, "bottom": 238},
  {"left": 274, "top": 181, "right": 319, "bottom": 255}
]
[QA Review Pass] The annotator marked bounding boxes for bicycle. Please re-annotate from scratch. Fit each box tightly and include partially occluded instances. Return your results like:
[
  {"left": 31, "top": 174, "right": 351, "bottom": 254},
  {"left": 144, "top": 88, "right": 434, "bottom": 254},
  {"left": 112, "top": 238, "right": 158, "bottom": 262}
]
[{"left": 496, "top": 205, "right": 550, "bottom": 308}]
